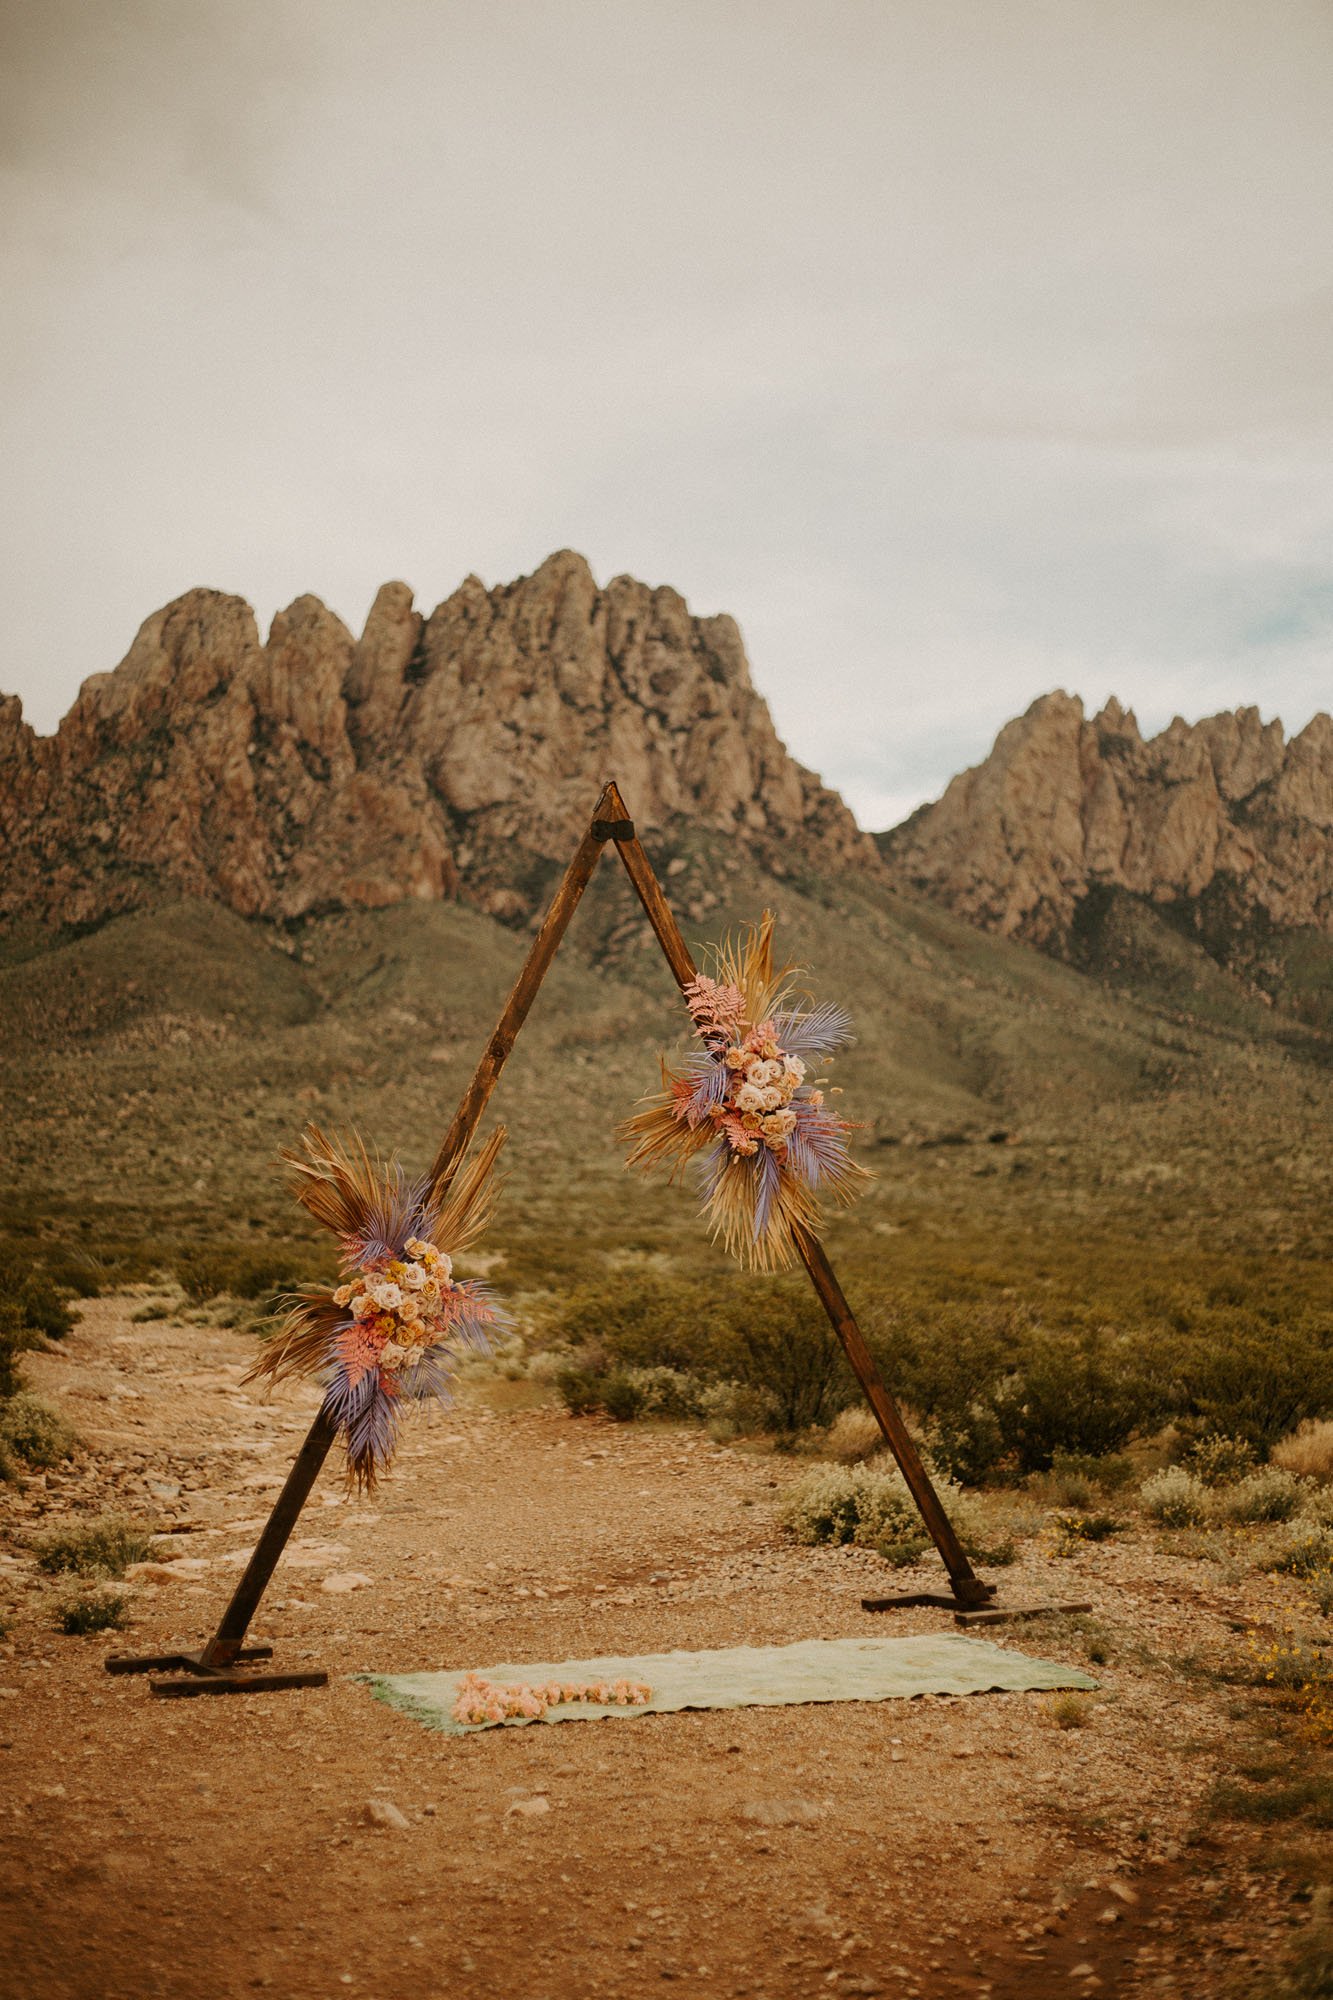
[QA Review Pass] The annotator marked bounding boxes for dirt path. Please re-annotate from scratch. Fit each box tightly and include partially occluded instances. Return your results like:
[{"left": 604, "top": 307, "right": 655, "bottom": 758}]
[{"left": 0, "top": 1303, "right": 1308, "bottom": 1999}]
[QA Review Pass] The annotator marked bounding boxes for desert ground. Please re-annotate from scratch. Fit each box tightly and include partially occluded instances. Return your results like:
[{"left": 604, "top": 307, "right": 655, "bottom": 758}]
[{"left": 1, "top": 1297, "right": 1318, "bottom": 2000}]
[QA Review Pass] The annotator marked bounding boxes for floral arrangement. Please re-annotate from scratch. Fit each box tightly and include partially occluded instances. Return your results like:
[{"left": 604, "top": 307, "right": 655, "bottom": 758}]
[
  {"left": 247, "top": 1126, "right": 511, "bottom": 1490},
  {"left": 624, "top": 912, "right": 868, "bottom": 1270},
  {"left": 452, "top": 1671, "right": 653, "bottom": 1727}
]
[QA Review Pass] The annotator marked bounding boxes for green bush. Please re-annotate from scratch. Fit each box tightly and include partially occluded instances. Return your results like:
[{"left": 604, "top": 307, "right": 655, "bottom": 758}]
[
  {"left": 0, "top": 1246, "right": 75, "bottom": 1340},
  {"left": 0, "top": 1303, "right": 35, "bottom": 1402},
  {"left": 555, "top": 1365, "right": 605, "bottom": 1416},
  {"left": 990, "top": 1332, "right": 1165, "bottom": 1473},
  {"left": 56, "top": 1586, "right": 127, "bottom": 1635},
  {"left": 1216, "top": 1467, "right": 1304, "bottom": 1525},
  {"left": 550, "top": 1276, "right": 852, "bottom": 1435},
  {"left": 557, "top": 1276, "right": 728, "bottom": 1376},
  {"left": 1187, "top": 1433, "right": 1258, "bottom": 1487},
  {"left": 175, "top": 1247, "right": 303, "bottom": 1304},
  {"left": 1270, "top": 1526, "right": 1333, "bottom": 1580},
  {"left": 1052, "top": 1510, "right": 1125, "bottom": 1544},
  {"left": 1141, "top": 1465, "right": 1210, "bottom": 1527},
  {"left": 599, "top": 1371, "right": 647, "bottom": 1422},
  {"left": 697, "top": 1379, "right": 781, "bottom": 1438},
  {"left": 32, "top": 1514, "right": 153, "bottom": 1578},
  {"left": 1172, "top": 1327, "right": 1333, "bottom": 1454},
  {"left": 0, "top": 1393, "right": 75, "bottom": 1468},
  {"left": 778, "top": 1460, "right": 988, "bottom": 1565}
]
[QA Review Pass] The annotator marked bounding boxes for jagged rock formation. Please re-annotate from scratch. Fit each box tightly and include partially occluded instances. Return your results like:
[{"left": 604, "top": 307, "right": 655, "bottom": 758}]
[
  {"left": 0, "top": 552, "right": 875, "bottom": 932},
  {"left": 882, "top": 691, "right": 1333, "bottom": 946}
]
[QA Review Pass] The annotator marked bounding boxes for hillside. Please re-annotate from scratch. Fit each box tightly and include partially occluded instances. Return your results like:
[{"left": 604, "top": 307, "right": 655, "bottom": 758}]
[
  {"left": 2, "top": 564, "right": 1331, "bottom": 1338},
  {"left": 3, "top": 842, "right": 1330, "bottom": 1338}
]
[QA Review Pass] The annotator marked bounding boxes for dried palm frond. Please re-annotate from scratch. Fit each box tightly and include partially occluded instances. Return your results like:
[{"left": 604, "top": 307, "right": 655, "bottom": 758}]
[
  {"left": 247, "top": 1123, "right": 510, "bottom": 1490},
  {"left": 624, "top": 913, "right": 869, "bottom": 1271}
]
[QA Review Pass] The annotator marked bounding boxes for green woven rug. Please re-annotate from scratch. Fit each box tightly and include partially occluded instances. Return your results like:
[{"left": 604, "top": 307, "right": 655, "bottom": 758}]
[{"left": 363, "top": 1633, "right": 1097, "bottom": 1735}]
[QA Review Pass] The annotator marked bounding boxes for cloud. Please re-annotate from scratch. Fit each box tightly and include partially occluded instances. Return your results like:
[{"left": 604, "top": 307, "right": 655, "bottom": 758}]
[{"left": 0, "top": 0, "right": 1330, "bottom": 834}]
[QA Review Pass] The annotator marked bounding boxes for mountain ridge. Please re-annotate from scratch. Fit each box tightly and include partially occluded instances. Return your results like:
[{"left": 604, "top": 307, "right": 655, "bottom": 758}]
[
  {"left": 0, "top": 551, "right": 875, "bottom": 936},
  {"left": 879, "top": 689, "right": 1333, "bottom": 1017}
]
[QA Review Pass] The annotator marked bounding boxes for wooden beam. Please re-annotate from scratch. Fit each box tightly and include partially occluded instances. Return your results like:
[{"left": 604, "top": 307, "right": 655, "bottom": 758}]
[
  {"left": 427, "top": 786, "right": 617, "bottom": 1198},
  {"left": 598, "top": 791, "right": 991, "bottom": 1605}
]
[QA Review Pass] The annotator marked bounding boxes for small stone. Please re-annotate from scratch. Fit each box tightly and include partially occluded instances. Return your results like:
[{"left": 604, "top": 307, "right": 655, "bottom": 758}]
[
  {"left": 321, "top": 1572, "right": 373, "bottom": 1594},
  {"left": 505, "top": 1796, "right": 551, "bottom": 1820},
  {"left": 361, "top": 1799, "right": 409, "bottom": 1830},
  {"left": 739, "top": 1797, "right": 824, "bottom": 1828}
]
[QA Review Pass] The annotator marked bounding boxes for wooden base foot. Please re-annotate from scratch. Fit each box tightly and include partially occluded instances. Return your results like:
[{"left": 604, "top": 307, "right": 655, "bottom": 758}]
[
  {"left": 862, "top": 1593, "right": 1091, "bottom": 1626},
  {"left": 105, "top": 1644, "right": 274, "bottom": 1675},
  {"left": 105, "top": 1643, "right": 327, "bottom": 1695},
  {"left": 952, "top": 1600, "right": 1093, "bottom": 1629},
  {"left": 148, "top": 1667, "right": 328, "bottom": 1698}
]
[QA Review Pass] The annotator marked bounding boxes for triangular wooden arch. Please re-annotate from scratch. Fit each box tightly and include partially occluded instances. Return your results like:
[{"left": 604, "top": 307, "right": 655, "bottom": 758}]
[{"left": 109, "top": 782, "right": 995, "bottom": 1695}]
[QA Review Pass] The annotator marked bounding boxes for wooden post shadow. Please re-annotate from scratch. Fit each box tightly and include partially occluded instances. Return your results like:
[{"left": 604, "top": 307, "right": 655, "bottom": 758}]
[{"left": 108, "top": 780, "right": 1013, "bottom": 1696}]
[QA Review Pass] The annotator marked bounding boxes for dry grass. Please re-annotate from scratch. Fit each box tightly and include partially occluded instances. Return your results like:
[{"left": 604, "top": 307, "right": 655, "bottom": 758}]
[
  {"left": 1274, "top": 1420, "right": 1333, "bottom": 1486},
  {"left": 823, "top": 1406, "right": 885, "bottom": 1463}
]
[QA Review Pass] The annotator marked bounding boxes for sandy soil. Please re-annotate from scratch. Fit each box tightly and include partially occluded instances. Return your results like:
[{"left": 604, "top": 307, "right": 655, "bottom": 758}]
[{"left": 0, "top": 1301, "right": 1312, "bottom": 2000}]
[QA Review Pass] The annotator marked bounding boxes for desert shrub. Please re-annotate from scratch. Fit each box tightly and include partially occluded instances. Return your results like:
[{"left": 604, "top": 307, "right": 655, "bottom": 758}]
[
  {"left": 32, "top": 1514, "right": 152, "bottom": 1578},
  {"left": 598, "top": 1371, "right": 646, "bottom": 1422},
  {"left": 1187, "top": 1433, "right": 1259, "bottom": 1487},
  {"left": 175, "top": 1247, "right": 304, "bottom": 1304},
  {"left": 1305, "top": 1573, "right": 1333, "bottom": 1619},
  {"left": 551, "top": 1276, "right": 852, "bottom": 1434},
  {"left": 556, "top": 1276, "right": 728, "bottom": 1377},
  {"left": 1141, "top": 1465, "right": 1210, "bottom": 1527},
  {"left": 1274, "top": 1421, "right": 1333, "bottom": 1487},
  {"left": 1172, "top": 1327, "right": 1333, "bottom": 1454},
  {"left": 0, "top": 1393, "right": 75, "bottom": 1468},
  {"left": 1300, "top": 1489, "right": 1333, "bottom": 1529},
  {"left": 1045, "top": 1693, "right": 1094, "bottom": 1730},
  {"left": 1216, "top": 1467, "right": 1305, "bottom": 1526},
  {"left": 721, "top": 1289, "right": 852, "bottom": 1433},
  {"left": 778, "top": 1460, "right": 988, "bottom": 1565},
  {"left": 1051, "top": 1510, "right": 1125, "bottom": 1545},
  {"left": 923, "top": 1401, "right": 1008, "bottom": 1487},
  {"left": 990, "top": 1331, "right": 1165, "bottom": 1473},
  {"left": 622, "top": 1367, "right": 708, "bottom": 1421},
  {"left": 824, "top": 1405, "right": 885, "bottom": 1464},
  {"left": 0, "top": 1247, "right": 75, "bottom": 1340},
  {"left": 1270, "top": 1527, "right": 1333, "bottom": 1581},
  {"left": 55, "top": 1586, "right": 127, "bottom": 1635},
  {"left": 0, "top": 1303, "right": 36, "bottom": 1402},
  {"left": 1051, "top": 1450, "right": 1135, "bottom": 1493},
  {"left": 697, "top": 1380, "right": 780, "bottom": 1438},
  {"left": 555, "top": 1365, "right": 605, "bottom": 1416}
]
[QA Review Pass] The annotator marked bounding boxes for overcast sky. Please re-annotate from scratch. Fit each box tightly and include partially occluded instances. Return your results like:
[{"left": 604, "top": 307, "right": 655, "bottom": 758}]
[{"left": 3, "top": 1, "right": 1331, "bottom": 827}]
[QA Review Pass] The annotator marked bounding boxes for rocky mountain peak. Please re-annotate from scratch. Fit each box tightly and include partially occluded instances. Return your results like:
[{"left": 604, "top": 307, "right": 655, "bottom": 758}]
[
  {"left": 1, "top": 557, "right": 875, "bottom": 934},
  {"left": 882, "top": 692, "right": 1333, "bottom": 946}
]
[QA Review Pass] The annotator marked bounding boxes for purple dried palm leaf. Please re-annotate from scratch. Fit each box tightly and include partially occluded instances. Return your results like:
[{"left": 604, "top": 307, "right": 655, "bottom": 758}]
[
  {"left": 401, "top": 1346, "right": 460, "bottom": 1407},
  {"left": 787, "top": 1102, "right": 853, "bottom": 1187},
  {"left": 344, "top": 1380, "right": 403, "bottom": 1474},
  {"left": 341, "top": 1172, "right": 433, "bottom": 1269},
  {"left": 693, "top": 1135, "right": 734, "bottom": 1209},
  {"left": 752, "top": 1145, "right": 782, "bottom": 1242},
  {"left": 684, "top": 1059, "right": 730, "bottom": 1127},
  {"left": 773, "top": 1003, "right": 854, "bottom": 1060}
]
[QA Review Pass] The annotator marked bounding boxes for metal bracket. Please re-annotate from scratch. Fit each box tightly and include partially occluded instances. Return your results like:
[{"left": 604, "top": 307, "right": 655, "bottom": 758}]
[{"left": 591, "top": 816, "right": 635, "bottom": 841}]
